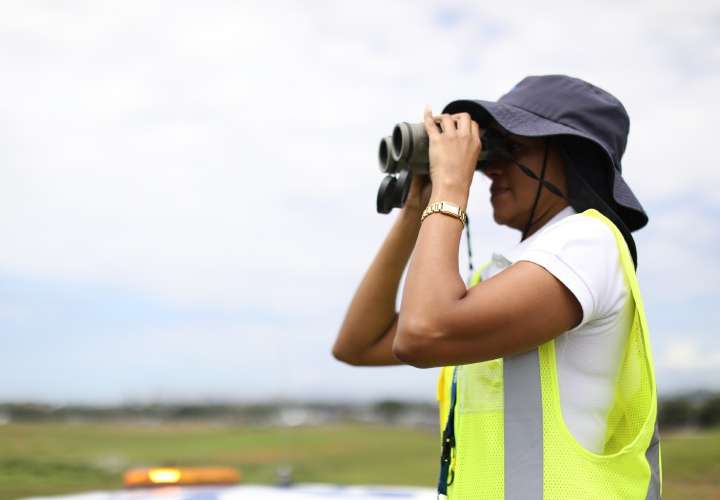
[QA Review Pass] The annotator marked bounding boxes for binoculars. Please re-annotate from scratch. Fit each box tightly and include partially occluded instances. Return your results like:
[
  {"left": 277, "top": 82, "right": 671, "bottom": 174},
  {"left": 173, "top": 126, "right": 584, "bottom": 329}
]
[{"left": 376, "top": 122, "right": 511, "bottom": 214}]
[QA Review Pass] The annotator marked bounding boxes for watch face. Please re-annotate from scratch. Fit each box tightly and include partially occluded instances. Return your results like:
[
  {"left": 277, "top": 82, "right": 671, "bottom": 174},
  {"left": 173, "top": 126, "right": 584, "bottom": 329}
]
[{"left": 441, "top": 203, "right": 459, "bottom": 215}]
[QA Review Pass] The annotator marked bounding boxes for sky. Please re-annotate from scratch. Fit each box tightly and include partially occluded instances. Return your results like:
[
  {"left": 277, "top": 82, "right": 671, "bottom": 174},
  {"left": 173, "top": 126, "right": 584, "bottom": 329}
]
[{"left": 1, "top": 0, "right": 719, "bottom": 404}]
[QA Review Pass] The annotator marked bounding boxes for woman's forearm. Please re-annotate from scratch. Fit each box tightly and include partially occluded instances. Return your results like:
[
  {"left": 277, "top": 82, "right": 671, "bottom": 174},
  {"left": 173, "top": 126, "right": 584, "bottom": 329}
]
[
  {"left": 395, "top": 186, "right": 470, "bottom": 361},
  {"left": 333, "top": 208, "right": 423, "bottom": 365}
]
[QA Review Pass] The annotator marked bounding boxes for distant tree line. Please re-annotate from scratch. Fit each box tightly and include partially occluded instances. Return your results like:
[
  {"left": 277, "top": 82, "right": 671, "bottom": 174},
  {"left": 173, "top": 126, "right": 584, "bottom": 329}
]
[
  {"left": 659, "top": 394, "right": 720, "bottom": 429},
  {"left": 1, "top": 393, "right": 718, "bottom": 429},
  {"left": 0, "top": 401, "right": 347, "bottom": 424}
]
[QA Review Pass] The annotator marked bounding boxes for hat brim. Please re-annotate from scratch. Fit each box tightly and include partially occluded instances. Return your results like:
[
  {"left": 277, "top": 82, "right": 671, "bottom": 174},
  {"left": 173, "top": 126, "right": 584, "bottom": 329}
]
[{"left": 443, "top": 99, "right": 648, "bottom": 231}]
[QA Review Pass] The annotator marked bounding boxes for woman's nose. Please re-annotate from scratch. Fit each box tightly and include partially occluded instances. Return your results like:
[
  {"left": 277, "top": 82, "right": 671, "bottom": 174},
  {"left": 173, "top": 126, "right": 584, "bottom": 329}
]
[{"left": 482, "top": 161, "right": 505, "bottom": 179}]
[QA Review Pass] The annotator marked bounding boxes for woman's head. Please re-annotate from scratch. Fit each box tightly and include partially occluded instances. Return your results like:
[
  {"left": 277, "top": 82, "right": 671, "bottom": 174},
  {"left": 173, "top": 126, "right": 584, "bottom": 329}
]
[
  {"left": 443, "top": 75, "right": 648, "bottom": 234},
  {"left": 479, "top": 128, "right": 639, "bottom": 267},
  {"left": 481, "top": 131, "right": 569, "bottom": 236}
]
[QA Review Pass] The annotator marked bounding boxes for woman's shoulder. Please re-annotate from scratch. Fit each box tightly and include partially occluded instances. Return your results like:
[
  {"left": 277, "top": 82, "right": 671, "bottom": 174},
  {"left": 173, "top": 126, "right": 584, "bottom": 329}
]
[
  {"left": 517, "top": 209, "right": 627, "bottom": 325},
  {"left": 531, "top": 210, "right": 618, "bottom": 255}
]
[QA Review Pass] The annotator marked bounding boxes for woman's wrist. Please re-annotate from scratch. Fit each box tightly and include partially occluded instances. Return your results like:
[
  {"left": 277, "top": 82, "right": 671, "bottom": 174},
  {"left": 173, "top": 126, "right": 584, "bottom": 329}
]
[{"left": 428, "top": 182, "right": 470, "bottom": 210}]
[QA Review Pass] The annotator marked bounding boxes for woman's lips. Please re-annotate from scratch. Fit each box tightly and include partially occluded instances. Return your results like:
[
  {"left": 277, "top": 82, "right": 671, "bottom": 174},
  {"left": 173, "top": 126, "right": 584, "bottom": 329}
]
[{"left": 490, "top": 187, "right": 510, "bottom": 200}]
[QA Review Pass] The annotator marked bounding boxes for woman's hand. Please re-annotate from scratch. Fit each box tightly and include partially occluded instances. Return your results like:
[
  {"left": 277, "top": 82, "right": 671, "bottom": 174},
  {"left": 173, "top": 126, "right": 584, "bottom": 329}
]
[
  {"left": 402, "top": 174, "right": 432, "bottom": 214},
  {"left": 423, "top": 108, "right": 482, "bottom": 206}
]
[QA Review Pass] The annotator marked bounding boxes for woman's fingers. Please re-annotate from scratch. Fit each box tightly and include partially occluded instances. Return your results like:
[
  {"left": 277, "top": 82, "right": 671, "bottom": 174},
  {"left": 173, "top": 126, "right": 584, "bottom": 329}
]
[
  {"left": 439, "top": 113, "right": 456, "bottom": 136},
  {"left": 423, "top": 106, "right": 441, "bottom": 139},
  {"left": 470, "top": 120, "right": 481, "bottom": 145},
  {"left": 426, "top": 109, "right": 479, "bottom": 137},
  {"left": 452, "top": 112, "right": 472, "bottom": 136},
  {"left": 420, "top": 107, "right": 480, "bottom": 189}
]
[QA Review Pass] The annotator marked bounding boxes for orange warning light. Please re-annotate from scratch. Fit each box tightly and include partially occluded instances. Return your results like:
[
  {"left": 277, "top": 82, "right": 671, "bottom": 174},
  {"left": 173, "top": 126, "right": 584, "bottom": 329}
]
[{"left": 123, "top": 467, "right": 241, "bottom": 487}]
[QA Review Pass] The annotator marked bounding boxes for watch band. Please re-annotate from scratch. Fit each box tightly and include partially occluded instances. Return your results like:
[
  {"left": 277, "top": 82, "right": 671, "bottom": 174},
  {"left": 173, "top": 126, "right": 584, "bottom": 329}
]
[{"left": 420, "top": 201, "right": 468, "bottom": 226}]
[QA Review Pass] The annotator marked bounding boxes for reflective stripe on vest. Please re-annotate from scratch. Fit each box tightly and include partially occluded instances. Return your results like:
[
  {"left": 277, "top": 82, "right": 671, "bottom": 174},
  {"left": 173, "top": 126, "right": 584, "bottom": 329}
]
[
  {"left": 437, "top": 209, "right": 661, "bottom": 499},
  {"left": 646, "top": 423, "right": 661, "bottom": 500},
  {"left": 504, "top": 349, "right": 543, "bottom": 500}
]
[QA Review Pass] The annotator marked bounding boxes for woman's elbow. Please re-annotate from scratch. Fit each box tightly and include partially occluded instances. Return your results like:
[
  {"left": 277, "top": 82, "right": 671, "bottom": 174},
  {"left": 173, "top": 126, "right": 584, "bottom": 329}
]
[
  {"left": 332, "top": 343, "right": 360, "bottom": 366},
  {"left": 393, "top": 319, "right": 443, "bottom": 368}
]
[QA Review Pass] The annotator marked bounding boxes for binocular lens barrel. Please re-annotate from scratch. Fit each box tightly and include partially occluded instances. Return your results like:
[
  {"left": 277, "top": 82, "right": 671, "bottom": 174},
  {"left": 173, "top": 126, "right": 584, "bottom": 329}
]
[
  {"left": 391, "top": 122, "right": 429, "bottom": 166},
  {"left": 375, "top": 120, "right": 503, "bottom": 214},
  {"left": 382, "top": 121, "right": 493, "bottom": 173},
  {"left": 378, "top": 136, "right": 398, "bottom": 173},
  {"left": 376, "top": 123, "right": 431, "bottom": 175}
]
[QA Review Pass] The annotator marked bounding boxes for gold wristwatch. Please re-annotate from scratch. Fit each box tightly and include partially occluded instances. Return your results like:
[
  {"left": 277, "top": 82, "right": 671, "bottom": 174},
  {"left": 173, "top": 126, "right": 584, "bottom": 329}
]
[{"left": 420, "top": 201, "right": 467, "bottom": 227}]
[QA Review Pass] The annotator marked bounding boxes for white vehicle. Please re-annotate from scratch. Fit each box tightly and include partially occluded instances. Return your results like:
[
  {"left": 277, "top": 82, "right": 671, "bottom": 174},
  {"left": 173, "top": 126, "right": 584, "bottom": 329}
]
[
  {"left": 27, "top": 484, "right": 437, "bottom": 500},
  {"left": 24, "top": 467, "right": 436, "bottom": 500}
]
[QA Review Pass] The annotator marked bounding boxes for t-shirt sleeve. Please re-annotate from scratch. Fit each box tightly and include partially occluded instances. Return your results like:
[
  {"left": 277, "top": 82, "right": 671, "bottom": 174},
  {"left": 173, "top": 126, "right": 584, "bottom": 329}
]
[{"left": 510, "top": 214, "right": 623, "bottom": 330}]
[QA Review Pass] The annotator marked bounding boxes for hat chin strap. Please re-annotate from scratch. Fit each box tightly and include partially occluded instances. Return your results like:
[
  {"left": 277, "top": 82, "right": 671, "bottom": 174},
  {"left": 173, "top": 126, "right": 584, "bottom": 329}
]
[
  {"left": 513, "top": 140, "right": 639, "bottom": 269},
  {"left": 519, "top": 139, "right": 560, "bottom": 241}
]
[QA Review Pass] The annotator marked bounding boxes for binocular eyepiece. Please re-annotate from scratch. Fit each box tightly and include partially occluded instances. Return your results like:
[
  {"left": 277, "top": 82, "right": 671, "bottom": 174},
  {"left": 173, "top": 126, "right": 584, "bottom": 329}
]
[{"left": 376, "top": 122, "right": 508, "bottom": 214}]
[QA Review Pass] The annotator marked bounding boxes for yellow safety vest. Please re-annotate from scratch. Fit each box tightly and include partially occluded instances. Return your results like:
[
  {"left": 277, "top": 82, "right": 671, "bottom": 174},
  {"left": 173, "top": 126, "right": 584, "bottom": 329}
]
[{"left": 437, "top": 209, "right": 661, "bottom": 499}]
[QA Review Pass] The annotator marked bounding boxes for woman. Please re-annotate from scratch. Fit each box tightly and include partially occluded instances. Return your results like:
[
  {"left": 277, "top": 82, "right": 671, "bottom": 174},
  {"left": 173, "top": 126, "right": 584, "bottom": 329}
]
[{"left": 333, "top": 75, "right": 660, "bottom": 499}]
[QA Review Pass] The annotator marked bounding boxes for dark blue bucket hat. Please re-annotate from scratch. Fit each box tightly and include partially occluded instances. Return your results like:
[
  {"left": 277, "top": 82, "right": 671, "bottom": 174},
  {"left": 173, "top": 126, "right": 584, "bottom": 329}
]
[{"left": 442, "top": 75, "right": 648, "bottom": 232}]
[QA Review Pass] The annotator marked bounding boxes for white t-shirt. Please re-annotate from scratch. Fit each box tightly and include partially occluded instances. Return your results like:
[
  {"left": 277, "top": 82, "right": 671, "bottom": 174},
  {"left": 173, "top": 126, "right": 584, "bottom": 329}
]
[{"left": 481, "top": 206, "right": 634, "bottom": 453}]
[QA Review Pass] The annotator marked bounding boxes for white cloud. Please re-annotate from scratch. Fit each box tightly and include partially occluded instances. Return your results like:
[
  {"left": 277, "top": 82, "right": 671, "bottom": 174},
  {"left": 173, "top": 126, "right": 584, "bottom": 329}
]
[
  {"left": 636, "top": 203, "right": 720, "bottom": 301},
  {"left": 1, "top": 0, "right": 719, "bottom": 400},
  {"left": 2, "top": 0, "right": 718, "bottom": 307},
  {"left": 0, "top": 318, "right": 441, "bottom": 404},
  {"left": 654, "top": 337, "right": 720, "bottom": 393},
  {"left": 657, "top": 339, "right": 720, "bottom": 371}
]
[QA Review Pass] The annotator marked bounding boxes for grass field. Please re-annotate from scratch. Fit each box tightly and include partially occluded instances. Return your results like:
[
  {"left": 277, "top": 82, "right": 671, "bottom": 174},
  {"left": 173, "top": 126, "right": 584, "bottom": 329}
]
[{"left": 0, "top": 423, "right": 718, "bottom": 499}]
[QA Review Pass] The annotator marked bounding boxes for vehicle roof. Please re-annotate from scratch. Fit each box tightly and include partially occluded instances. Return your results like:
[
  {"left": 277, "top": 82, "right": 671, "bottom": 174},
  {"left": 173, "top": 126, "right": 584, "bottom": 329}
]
[{"left": 25, "top": 483, "right": 437, "bottom": 500}]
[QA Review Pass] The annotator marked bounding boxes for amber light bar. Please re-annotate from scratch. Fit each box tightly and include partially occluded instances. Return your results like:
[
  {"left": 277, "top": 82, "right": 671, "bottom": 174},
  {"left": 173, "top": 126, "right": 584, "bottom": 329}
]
[{"left": 123, "top": 467, "right": 241, "bottom": 487}]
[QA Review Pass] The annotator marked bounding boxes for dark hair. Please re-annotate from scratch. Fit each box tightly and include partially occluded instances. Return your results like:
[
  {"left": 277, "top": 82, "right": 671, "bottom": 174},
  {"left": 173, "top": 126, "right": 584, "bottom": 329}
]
[{"left": 557, "top": 136, "right": 639, "bottom": 268}]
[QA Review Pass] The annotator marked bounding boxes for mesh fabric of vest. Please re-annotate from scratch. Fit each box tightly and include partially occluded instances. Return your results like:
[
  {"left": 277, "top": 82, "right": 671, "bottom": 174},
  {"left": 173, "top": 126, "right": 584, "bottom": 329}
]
[{"left": 436, "top": 209, "right": 660, "bottom": 499}]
